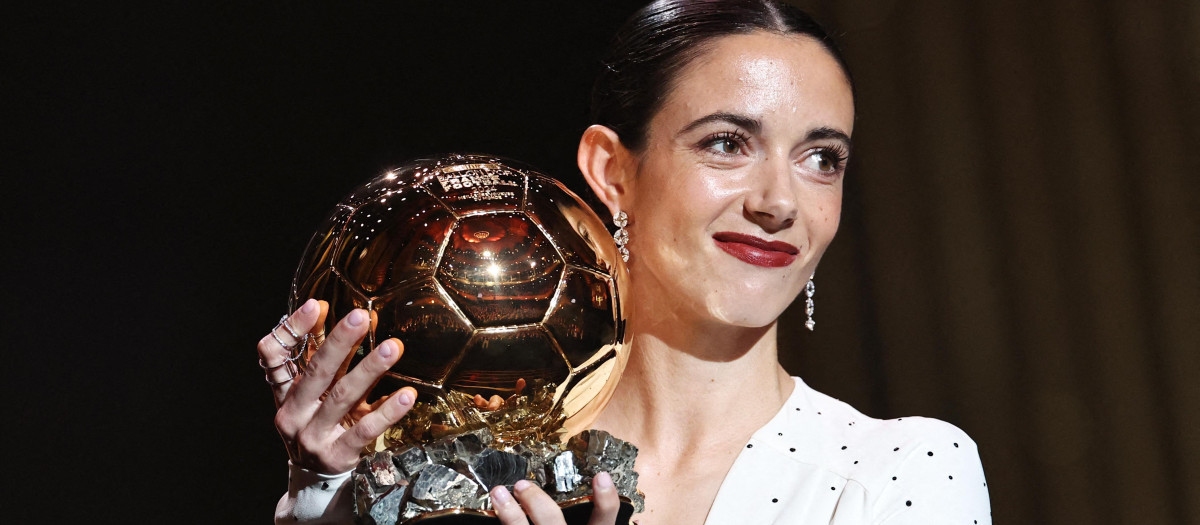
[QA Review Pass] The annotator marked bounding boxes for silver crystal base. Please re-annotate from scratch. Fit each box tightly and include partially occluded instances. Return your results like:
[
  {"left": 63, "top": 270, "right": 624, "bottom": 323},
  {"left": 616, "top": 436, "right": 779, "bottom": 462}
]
[{"left": 353, "top": 429, "right": 642, "bottom": 525}]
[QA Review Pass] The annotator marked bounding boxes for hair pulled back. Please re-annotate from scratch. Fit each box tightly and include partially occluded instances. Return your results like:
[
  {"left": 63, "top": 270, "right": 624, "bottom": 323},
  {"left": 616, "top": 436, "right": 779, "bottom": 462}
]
[{"left": 591, "top": 0, "right": 851, "bottom": 151}]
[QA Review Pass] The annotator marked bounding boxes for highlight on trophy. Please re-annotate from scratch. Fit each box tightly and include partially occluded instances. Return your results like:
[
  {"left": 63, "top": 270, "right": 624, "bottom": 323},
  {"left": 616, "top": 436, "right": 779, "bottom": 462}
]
[{"left": 289, "top": 154, "right": 641, "bottom": 524}]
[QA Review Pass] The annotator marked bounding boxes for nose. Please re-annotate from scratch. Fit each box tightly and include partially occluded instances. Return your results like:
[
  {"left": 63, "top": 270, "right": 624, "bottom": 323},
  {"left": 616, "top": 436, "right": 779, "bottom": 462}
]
[{"left": 743, "top": 157, "right": 798, "bottom": 233}]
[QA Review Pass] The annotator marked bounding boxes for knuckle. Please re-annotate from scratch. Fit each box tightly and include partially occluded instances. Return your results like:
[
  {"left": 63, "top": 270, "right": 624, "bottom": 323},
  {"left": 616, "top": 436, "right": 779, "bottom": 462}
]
[
  {"left": 352, "top": 419, "right": 380, "bottom": 442},
  {"left": 295, "top": 428, "right": 321, "bottom": 455},
  {"left": 273, "top": 411, "right": 293, "bottom": 435},
  {"left": 325, "top": 383, "right": 350, "bottom": 404},
  {"left": 303, "top": 354, "right": 329, "bottom": 378},
  {"left": 364, "top": 352, "right": 390, "bottom": 376},
  {"left": 273, "top": 407, "right": 304, "bottom": 438}
]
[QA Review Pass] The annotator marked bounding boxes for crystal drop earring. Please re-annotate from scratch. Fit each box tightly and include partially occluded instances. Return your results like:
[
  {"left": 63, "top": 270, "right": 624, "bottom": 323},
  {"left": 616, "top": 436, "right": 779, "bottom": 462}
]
[
  {"left": 804, "top": 276, "right": 816, "bottom": 331},
  {"left": 613, "top": 211, "right": 630, "bottom": 262}
]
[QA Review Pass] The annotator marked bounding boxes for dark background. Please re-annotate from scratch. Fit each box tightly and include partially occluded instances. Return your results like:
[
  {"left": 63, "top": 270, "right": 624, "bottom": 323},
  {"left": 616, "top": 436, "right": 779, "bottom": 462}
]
[{"left": 7, "top": 1, "right": 1197, "bottom": 523}]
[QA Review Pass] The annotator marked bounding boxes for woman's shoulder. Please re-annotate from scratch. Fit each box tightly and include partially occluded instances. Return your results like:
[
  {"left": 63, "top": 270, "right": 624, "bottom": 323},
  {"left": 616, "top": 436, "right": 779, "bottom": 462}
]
[
  {"left": 752, "top": 377, "right": 991, "bottom": 522},
  {"left": 799, "top": 379, "right": 978, "bottom": 453}
]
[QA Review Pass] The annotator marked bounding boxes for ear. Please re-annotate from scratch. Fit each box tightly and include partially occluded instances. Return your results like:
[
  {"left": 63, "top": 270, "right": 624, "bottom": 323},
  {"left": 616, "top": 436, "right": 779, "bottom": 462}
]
[{"left": 577, "top": 124, "right": 632, "bottom": 217}]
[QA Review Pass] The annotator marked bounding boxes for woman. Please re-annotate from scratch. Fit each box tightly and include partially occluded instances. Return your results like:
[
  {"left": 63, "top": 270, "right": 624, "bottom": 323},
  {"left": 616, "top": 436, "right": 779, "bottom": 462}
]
[{"left": 260, "top": 1, "right": 991, "bottom": 523}]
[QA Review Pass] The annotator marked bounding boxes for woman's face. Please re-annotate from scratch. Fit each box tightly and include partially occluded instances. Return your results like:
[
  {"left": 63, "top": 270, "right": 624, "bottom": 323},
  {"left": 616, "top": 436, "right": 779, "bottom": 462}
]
[{"left": 622, "top": 31, "right": 854, "bottom": 328}]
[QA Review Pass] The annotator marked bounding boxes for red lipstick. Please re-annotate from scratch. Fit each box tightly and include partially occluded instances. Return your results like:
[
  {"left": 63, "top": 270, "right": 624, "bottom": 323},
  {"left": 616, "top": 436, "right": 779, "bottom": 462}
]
[{"left": 713, "top": 232, "right": 799, "bottom": 268}]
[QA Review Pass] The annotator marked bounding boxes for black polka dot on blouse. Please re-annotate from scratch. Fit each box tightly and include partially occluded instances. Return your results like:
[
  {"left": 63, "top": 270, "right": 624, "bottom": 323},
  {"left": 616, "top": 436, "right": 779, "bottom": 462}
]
[{"left": 905, "top": 500, "right": 912, "bottom": 507}]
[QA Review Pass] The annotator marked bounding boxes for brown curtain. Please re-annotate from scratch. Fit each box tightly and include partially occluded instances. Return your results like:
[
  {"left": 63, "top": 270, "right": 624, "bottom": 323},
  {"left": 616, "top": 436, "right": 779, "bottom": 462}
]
[{"left": 775, "top": 0, "right": 1200, "bottom": 523}]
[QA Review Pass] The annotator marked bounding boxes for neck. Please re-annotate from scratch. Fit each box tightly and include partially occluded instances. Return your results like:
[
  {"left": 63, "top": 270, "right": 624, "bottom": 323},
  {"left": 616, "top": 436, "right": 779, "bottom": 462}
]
[{"left": 595, "top": 314, "right": 793, "bottom": 458}]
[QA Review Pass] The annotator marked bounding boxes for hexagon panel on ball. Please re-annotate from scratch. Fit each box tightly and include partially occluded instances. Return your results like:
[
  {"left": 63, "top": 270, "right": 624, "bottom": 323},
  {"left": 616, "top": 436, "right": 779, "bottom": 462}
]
[{"left": 436, "top": 213, "right": 564, "bottom": 328}]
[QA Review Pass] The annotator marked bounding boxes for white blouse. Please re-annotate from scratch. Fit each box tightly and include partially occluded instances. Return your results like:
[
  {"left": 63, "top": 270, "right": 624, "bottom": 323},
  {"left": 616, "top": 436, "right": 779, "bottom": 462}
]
[{"left": 277, "top": 377, "right": 991, "bottom": 524}]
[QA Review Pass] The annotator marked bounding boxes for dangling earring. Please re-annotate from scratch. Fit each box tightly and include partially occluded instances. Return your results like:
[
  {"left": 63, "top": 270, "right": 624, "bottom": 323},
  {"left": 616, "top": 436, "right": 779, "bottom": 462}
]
[
  {"left": 613, "top": 211, "right": 629, "bottom": 262},
  {"left": 804, "top": 276, "right": 816, "bottom": 331}
]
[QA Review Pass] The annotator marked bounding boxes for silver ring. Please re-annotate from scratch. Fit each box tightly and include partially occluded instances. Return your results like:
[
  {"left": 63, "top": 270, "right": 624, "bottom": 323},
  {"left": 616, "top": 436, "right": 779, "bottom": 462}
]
[
  {"left": 259, "top": 357, "right": 288, "bottom": 372},
  {"left": 279, "top": 315, "right": 303, "bottom": 340},
  {"left": 264, "top": 360, "right": 298, "bottom": 386},
  {"left": 271, "top": 329, "right": 300, "bottom": 351}
]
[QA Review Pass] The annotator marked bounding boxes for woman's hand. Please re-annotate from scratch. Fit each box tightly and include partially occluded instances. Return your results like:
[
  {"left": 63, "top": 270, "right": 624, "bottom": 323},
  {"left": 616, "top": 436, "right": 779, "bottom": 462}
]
[
  {"left": 258, "top": 298, "right": 417, "bottom": 474},
  {"left": 490, "top": 472, "right": 622, "bottom": 525}
]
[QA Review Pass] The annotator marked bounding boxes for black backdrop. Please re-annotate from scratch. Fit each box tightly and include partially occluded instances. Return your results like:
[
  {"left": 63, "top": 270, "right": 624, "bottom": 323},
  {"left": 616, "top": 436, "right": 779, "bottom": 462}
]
[
  {"left": 8, "top": 2, "right": 646, "bottom": 521},
  {"left": 9, "top": 1, "right": 1198, "bottom": 523}
]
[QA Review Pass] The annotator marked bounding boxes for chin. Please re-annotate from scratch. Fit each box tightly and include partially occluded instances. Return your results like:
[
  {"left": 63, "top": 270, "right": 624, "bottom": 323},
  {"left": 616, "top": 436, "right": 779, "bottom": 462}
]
[{"left": 706, "top": 296, "right": 793, "bottom": 328}]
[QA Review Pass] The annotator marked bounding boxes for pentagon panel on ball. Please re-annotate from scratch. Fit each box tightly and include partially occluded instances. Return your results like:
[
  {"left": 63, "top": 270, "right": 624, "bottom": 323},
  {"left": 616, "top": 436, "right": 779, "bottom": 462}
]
[{"left": 289, "top": 154, "right": 630, "bottom": 448}]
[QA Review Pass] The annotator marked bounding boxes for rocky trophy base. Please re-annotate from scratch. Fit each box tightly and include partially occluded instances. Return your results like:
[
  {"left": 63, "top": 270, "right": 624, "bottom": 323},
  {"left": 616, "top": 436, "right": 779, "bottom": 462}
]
[{"left": 353, "top": 429, "right": 643, "bottom": 525}]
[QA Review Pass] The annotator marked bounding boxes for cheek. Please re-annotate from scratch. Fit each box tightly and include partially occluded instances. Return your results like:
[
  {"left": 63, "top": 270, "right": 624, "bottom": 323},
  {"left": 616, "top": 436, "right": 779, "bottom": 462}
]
[{"left": 805, "top": 192, "right": 843, "bottom": 242}]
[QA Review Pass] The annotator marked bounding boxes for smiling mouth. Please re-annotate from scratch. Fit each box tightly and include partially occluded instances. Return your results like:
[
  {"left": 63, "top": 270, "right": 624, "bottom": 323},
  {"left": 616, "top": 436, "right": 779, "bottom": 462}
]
[{"left": 712, "top": 231, "right": 800, "bottom": 268}]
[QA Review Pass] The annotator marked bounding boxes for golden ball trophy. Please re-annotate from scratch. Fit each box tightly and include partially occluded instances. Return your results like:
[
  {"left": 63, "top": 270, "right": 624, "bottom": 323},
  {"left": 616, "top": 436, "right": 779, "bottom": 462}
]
[{"left": 290, "top": 154, "right": 640, "bottom": 524}]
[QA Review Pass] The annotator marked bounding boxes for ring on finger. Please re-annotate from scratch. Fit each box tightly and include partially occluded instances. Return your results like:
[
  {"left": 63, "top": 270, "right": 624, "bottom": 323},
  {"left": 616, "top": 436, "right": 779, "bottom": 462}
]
[
  {"left": 260, "top": 339, "right": 307, "bottom": 373},
  {"left": 277, "top": 314, "right": 303, "bottom": 340},
  {"left": 265, "top": 360, "right": 298, "bottom": 385},
  {"left": 271, "top": 329, "right": 301, "bottom": 352},
  {"left": 259, "top": 357, "right": 289, "bottom": 372}
]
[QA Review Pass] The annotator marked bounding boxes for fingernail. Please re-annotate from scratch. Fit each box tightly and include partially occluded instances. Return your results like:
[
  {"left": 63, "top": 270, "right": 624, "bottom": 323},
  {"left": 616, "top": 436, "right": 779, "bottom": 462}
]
[
  {"left": 514, "top": 480, "right": 533, "bottom": 493},
  {"left": 378, "top": 340, "right": 395, "bottom": 358},
  {"left": 349, "top": 309, "right": 367, "bottom": 326},
  {"left": 490, "top": 486, "right": 513, "bottom": 505},
  {"left": 397, "top": 390, "right": 414, "bottom": 406},
  {"left": 595, "top": 471, "right": 613, "bottom": 490},
  {"left": 301, "top": 299, "right": 317, "bottom": 314}
]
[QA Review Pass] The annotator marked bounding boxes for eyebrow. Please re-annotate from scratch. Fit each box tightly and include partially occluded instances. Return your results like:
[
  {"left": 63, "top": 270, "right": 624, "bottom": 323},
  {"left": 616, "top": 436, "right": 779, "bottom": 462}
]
[
  {"left": 677, "top": 112, "right": 762, "bottom": 137},
  {"left": 807, "top": 126, "right": 853, "bottom": 152},
  {"left": 677, "top": 112, "right": 853, "bottom": 151}
]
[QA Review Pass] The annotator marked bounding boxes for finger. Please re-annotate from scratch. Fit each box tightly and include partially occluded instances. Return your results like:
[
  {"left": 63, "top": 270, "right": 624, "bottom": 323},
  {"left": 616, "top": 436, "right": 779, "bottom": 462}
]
[
  {"left": 287, "top": 308, "right": 371, "bottom": 409},
  {"left": 259, "top": 299, "right": 321, "bottom": 402},
  {"left": 587, "top": 472, "right": 620, "bottom": 525},
  {"left": 513, "top": 480, "right": 566, "bottom": 525},
  {"left": 335, "top": 308, "right": 378, "bottom": 378},
  {"left": 305, "top": 300, "right": 330, "bottom": 353},
  {"left": 311, "top": 338, "right": 403, "bottom": 430},
  {"left": 491, "top": 485, "right": 530, "bottom": 525},
  {"left": 258, "top": 299, "right": 320, "bottom": 367},
  {"left": 488, "top": 395, "right": 503, "bottom": 411},
  {"left": 332, "top": 386, "right": 417, "bottom": 467}
]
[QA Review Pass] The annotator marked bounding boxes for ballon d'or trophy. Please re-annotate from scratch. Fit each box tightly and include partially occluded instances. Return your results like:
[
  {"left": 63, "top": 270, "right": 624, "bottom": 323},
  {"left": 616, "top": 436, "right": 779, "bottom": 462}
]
[{"left": 290, "top": 154, "right": 641, "bottom": 524}]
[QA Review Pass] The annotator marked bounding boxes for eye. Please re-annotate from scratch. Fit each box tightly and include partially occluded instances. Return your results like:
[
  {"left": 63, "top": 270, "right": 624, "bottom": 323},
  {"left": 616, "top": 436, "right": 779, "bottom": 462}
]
[
  {"left": 801, "top": 147, "right": 847, "bottom": 174},
  {"left": 700, "top": 131, "right": 749, "bottom": 156},
  {"left": 711, "top": 137, "right": 740, "bottom": 155}
]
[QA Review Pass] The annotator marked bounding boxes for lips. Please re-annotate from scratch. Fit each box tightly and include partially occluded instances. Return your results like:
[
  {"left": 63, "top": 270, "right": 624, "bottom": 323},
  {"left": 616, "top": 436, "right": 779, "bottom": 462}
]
[{"left": 712, "top": 231, "right": 799, "bottom": 268}]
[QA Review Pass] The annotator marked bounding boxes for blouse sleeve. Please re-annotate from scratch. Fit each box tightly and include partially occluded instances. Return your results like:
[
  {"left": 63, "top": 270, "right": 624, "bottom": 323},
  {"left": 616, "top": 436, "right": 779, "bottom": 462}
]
[
  {"left": 871, "top": 418, "right": 992, "bottom": 525},
  {"left": 275, "top": 462, "right": 355, "bottom": 524}
]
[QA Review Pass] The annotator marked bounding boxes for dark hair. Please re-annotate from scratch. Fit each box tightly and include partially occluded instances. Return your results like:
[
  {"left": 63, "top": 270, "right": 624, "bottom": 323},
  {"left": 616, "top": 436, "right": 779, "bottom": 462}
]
[{"left": 591, "top": 0, "right": 852, "bottom": 151}]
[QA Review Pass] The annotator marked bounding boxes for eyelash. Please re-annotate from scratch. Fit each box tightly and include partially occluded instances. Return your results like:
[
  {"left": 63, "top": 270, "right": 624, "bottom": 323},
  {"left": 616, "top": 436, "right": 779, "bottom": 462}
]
[
  {"left": 699, "top": 130, "right": 850, "bottom": 175},
  {"left": 700, "top": 130, "right": 751, "bottom": 155},
  {"left": 810, "top": 144, "right": 849, "bottom": 174}
]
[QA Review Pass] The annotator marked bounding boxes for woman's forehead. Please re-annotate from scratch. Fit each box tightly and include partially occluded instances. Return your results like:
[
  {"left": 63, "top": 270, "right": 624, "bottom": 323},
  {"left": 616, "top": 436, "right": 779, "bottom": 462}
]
[{"left": 658, "top": 32, "right": 855, "bottom": 134}]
